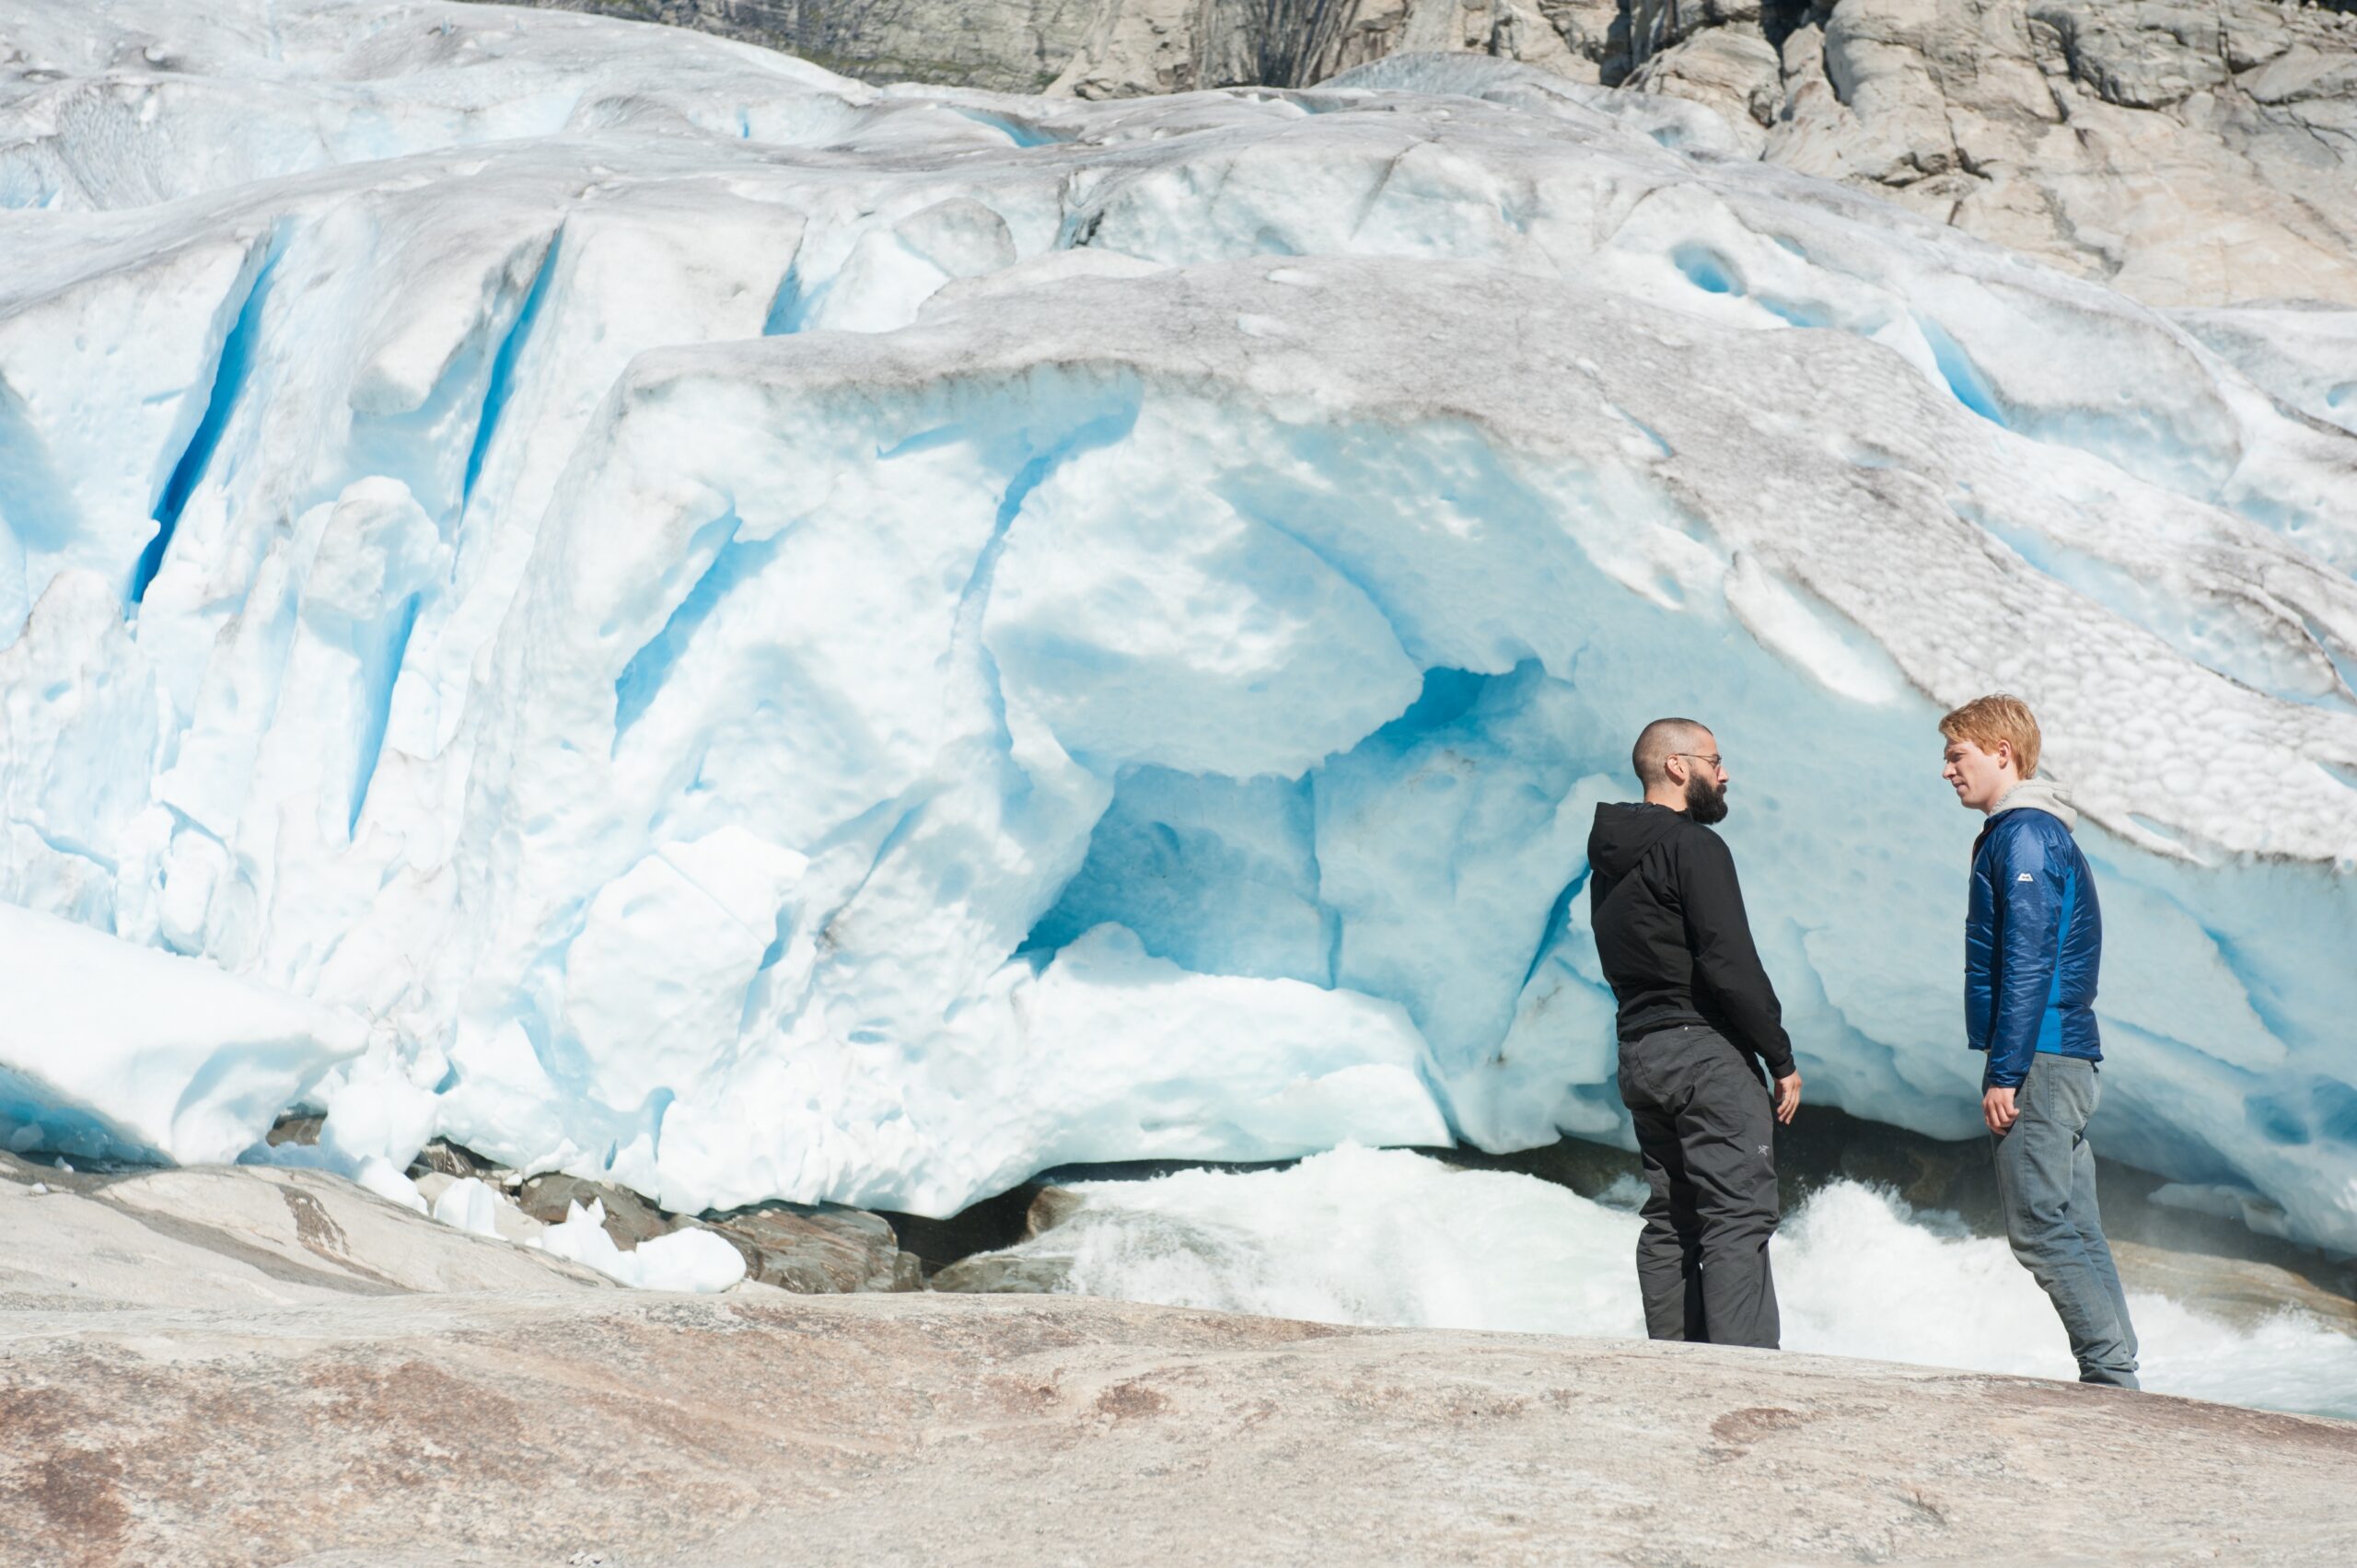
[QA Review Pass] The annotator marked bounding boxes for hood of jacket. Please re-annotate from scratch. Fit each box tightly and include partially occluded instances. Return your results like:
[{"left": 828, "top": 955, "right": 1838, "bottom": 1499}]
[
  {"left": 1588, "top": 801, "right": 1689, "bottom": 878},
  {"left": 1991, "top": 776, "right": 2078, "bottom": 831}
]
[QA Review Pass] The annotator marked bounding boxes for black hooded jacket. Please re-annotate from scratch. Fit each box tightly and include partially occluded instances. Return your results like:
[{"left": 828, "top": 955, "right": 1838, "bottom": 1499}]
[{"left": 1586, "top": 802, "right": 1794, "bottom": 1079}]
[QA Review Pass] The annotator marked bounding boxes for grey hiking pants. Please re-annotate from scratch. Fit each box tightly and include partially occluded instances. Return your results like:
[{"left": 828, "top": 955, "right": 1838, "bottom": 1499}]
[
  {"left": 1617, "top": 1024, "right": 1782, "bottom": 1349},
  {"left": 1991, "top": 1053, "right": 2140, "bottom": 1388}
]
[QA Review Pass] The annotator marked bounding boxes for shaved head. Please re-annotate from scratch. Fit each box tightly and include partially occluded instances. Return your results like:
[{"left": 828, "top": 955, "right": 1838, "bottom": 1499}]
[{"left": 1632, "top": 717, "right": 1712, "bottom": 789}]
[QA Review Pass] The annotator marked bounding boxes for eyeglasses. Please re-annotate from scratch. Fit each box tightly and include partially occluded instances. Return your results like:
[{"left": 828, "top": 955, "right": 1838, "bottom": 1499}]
[{"left": 1674, "top": 752, "right": 1724, "bottom": 769}]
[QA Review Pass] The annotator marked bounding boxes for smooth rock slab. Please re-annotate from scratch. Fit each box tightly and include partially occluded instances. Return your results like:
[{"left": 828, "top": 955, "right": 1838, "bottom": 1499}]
[
  {"left": 4, "top": 1287, "right": 2352, "bottom": 1566},
  {"left": 0, "top": 1152, "right": 607, "bottom": 1308}
]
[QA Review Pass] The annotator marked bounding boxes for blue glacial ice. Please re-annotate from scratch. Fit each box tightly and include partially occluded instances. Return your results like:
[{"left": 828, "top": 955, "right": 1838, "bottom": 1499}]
[{"left": 0, "top": 3, "right": 2354, "bottom": 1251}]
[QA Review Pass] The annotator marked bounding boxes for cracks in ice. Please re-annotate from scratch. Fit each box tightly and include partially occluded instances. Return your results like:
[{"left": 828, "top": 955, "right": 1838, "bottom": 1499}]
[
  {"left": 1669, "top": 241, "right": 1829, "bottom": 328},
  {"left": 348, "top": 589, "right": 422, "bottom": 836},
  {"left": 1213, "top": 486, "right": 1420, "bottom": 664},
  {"left": 1516, "top": 869, "right": 1587, "bottom": 995},
  {"left": 944, "top": 106, "right": 1065, "bottom": 149},
  {"left": 1672, "top": 243, "right": 1743, "bottom": 297},
  {"left": 761, "top": 254, "right": 806, "bottom": 334},
  {"left": 610, "top": 509, "right": 779, "bottom": 748},
  {"left": 461, "top": 226, "right": 563, "bottom": 514},
  {"left": 1307, "top": 774, "right": 1344, "bottom": 991},
  {"left": 1055, "top": 205, "right": 1105, "bottom": 250},
  {"left": 21, "top": 819, "right": 120, "bottom": 877},
  {"left": 644, "top": 1086, "right": 675, "bottom": 1160},
  {"left": 2295, "top": 612, "right": 2357, "bottom": 710},
  {"left": 2189, "top": 907, "right": 2308, "bottom": 1055},
  {"left": 1910, "top": 313, "right": 2012, "bottom": 428},
  {"left": 2242, "top": 1049, "right": 2357, "bottom": 1153},
  {"left": 343, "top": 225, "right": 563, "bottom": 530},
  {"left": 135, "top": 245, "right": 279, "bottom": 608},
  {"left": 952, "top": 390, "right": 1144, "bottom": 777},
  {"left": 1960, "top": 493, "right": 2357, "bottom": 713},
  {"left": 1603, "top": 401, "right": 1673, "bottom": 459}
]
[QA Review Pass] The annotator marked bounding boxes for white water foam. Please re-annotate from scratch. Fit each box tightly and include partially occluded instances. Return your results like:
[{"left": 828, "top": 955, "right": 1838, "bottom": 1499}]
[{"left": 1009, "top": 1146, "right": 2357, "bottom": 1420}]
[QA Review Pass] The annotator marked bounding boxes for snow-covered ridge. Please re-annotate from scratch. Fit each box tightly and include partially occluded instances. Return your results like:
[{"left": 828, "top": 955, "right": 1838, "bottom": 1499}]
[{"left": 4, "top": 2, "right": 2355, "bottom": 1245}]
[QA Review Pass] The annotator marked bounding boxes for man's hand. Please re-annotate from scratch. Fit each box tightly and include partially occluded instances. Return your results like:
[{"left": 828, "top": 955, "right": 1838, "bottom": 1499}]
[
  {"left": 1773, "top": 1071, "right": 1802, "bottom": 1125},
  {"left": 1982, "top": 1085, "right": 2019, "bottom": 1135}
]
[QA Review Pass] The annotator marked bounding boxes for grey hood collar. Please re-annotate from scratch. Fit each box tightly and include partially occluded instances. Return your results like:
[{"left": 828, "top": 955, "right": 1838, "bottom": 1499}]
[{"left": 1991, "top": 777, "right": 2077, "bottom": 831}]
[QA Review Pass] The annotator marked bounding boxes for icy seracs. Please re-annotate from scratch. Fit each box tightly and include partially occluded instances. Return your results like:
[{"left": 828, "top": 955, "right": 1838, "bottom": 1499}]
[{"left": 3, "top": 2, "right": 2355, "bottom": 1246}]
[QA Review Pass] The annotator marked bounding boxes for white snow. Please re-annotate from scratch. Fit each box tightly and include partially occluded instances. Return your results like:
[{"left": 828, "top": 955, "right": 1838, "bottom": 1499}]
[
  {"left": 993, "top": 1147, "right": 2357, "bottom": 1420},
  {"left": 428, "top": 1174, "right": 504, "bottom": 1237},
  {"left": 3, "top": 2, "right": 2355, "bottom": 1250},
  {"left": 354, "top": 1154, "right": 430, "bottom": 1214},
  {"left": 0, "top": 900, "right": 365, "bottom": 1164},
  {"left": 533, "top": 1198, "right": 748, "bottom": 1292}
]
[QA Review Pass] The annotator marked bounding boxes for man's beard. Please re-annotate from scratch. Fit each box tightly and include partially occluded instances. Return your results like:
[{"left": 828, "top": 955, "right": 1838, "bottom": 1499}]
[{"left": 1685, "top": 772, "right": 1729, "bottom": 825}]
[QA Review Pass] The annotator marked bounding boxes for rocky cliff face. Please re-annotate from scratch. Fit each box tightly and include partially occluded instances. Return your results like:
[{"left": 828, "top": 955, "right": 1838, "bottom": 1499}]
[
  {"left": 469, "top": 0, "right": 2357, "bottom": 306},
  {"left": 466, "top": 0, "right": 1102, "bottom": 93},
  {"left": 1643, "top": 1, "right": 2357, "bottom": 304},
  {"left": 455, "top": 0, "right": 1623, "bottom": 93}
]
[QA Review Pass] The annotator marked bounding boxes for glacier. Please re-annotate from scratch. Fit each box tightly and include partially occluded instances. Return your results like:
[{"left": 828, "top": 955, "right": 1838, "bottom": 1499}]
[{"left": 3, "top": 2, "right": 2355, "bottom": 1249}]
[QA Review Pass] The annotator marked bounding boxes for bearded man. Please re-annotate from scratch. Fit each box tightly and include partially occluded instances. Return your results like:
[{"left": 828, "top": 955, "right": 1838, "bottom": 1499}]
[{"left": 1586, "top": 717, "right": 1802, "bottom": 1349}]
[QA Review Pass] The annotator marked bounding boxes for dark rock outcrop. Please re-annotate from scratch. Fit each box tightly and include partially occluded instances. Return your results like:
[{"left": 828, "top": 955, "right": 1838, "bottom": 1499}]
[
  {"left": 508, "top": 1172, "right": 927, "bottom": 1289},
  {"left": 929, "top": 1186, "right": 1084, "bottom": 1292},
  {"left": 451, "top": 0, "right": 1105, "bottom": 92},
  {"left": 517, "top": 1173, "right": 679, "bottom": 1247},
  {"left": 704, "top": 1201, "right": 925, "bottom": 1292}
]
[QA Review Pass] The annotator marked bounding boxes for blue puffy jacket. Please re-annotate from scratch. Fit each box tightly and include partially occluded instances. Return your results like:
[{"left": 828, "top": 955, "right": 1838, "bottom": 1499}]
[{"left": 1966, "top": 788, "right": 2103, "bottom": 1089}]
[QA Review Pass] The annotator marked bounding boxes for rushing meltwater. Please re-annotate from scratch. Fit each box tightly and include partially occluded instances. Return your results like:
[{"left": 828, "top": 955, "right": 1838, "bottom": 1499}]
[{"left": 994, "top": 1146, "right": 2357, "bottom": 1421}]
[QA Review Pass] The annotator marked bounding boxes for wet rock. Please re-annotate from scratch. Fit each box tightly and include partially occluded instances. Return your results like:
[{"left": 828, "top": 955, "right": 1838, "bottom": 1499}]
[
  {"left": 0, "top": 1147, "right": 114, "bottom": 1197},
  {"left": 927, "top": 1186, "right": 1089, "bottom": 1293},
  {"left": 263, "top": 1112, "right": 322, "bottom": 1147},
  {"left": 407, "top": 1137, "right": 503, "bottom": 1183},
  {"left": 2112, "top": 1242, "right": 2357, "bottom": 1335},
  {"left": 517, "top": 1174, "right": 677, "bottom": 1248},
  {"left": 930, "top": 1249, "right": 1077, "bottom": 1294},
  {"left": 505, "top": 1175, "right": 923, "bottom": 1290},
  {"left": 882, "top": 1179, "right": 1045, "bottom": 1276},
  {"left": 702, "top": 1202, "right": 923, "bottom": 1293}
]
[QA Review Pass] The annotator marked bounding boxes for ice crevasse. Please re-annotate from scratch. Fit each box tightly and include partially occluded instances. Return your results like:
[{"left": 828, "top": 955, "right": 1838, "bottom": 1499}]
[{"left": 2, "top": 1, "right": 2355, "bottom": 1247}]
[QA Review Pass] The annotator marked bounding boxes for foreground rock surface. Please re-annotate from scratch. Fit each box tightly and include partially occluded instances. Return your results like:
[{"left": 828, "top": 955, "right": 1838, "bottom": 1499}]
[
  {"left": 3, "top": 1160, "right": 2352, "bottom": 1566},
  {"left": 1, "top": 1152, "right": 608, "bottom": 1306}
]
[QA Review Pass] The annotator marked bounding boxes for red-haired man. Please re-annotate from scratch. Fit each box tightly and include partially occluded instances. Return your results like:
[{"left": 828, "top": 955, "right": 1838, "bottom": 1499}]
[{"left": 1942, "top": 694, "right": 2139, "bottom": 1388}]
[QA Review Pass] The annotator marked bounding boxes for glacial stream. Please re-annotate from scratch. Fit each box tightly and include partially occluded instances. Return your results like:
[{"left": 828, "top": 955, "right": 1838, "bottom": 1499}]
[{"left": 975, "top": 1146, "right": 2357, "bottom": 1420}]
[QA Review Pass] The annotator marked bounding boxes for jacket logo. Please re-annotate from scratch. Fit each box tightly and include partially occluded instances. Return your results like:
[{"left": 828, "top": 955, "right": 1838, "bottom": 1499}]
[{"left": 2016, "top": 873, "right": 2034, "bottom": 882}]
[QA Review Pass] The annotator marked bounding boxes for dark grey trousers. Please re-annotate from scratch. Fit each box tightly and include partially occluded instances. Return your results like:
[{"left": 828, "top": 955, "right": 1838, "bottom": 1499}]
[{"left": 1617, "top": 1025, "right": 1782, "bottom": 1349}]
